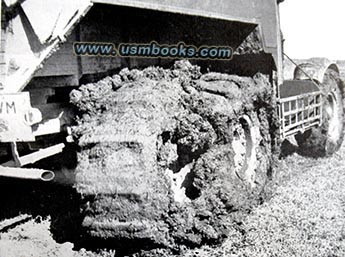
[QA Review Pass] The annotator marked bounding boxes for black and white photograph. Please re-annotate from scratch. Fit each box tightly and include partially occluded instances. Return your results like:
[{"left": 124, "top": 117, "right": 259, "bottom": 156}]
[{"left": 1, "top": 0, "right": 345, "bottom": 256}]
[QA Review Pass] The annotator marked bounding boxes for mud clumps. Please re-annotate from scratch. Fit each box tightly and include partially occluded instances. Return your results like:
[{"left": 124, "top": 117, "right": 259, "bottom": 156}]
[{"left": 70, "top": 61, "right": 276, "bottom": 254}]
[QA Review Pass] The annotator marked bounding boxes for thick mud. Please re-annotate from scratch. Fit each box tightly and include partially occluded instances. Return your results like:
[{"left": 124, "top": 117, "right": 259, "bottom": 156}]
[{"left": 69, "top": 61, "right": 277, "bottom": 254}]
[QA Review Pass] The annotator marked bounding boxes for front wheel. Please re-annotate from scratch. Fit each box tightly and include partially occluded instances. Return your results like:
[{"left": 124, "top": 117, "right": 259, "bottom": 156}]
[{"left": 295, "top": 69, "right": 344, "bottom": 157}]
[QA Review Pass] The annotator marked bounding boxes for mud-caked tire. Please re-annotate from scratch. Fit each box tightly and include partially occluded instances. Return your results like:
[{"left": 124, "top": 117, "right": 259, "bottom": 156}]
[
  {"left": 296, "top": 69, "right": 344, "bottom": 157},
  {"left": 70, "top": 61, "right": 277, "bottom": 253},
  {"left": 229, "top": 112, "right": 272, "bottom": 191},
  {"left": 190, "top": 110, "right": 273, "bottom": 216}
]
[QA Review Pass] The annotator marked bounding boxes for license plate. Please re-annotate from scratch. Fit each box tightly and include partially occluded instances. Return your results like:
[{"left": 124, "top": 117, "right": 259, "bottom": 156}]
[{"left": 0, "top": 92, "right": 41, "bottom": 142}]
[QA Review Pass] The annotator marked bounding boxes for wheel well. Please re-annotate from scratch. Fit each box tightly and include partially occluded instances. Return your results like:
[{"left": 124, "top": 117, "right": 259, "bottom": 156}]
[
  {"left": 293, "top": 61, "right": 341, "bottom": 86},
  {"left": 326, "top": 63, "right": 340, "bottom": 75}
]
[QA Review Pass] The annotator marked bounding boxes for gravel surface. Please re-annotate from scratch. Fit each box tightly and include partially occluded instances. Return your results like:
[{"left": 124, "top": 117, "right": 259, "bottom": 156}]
[{"left": 184, "top": 144, "right": 345, "bottom": 257}]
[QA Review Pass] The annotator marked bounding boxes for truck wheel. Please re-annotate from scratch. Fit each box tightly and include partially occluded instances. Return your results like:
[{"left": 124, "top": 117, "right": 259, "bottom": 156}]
[
  {"left": 295, "top": 69, "right": 344, "bottom": 157},
  {"left": 231, "top": 113, "right": 269, "bottom": 188},
  {"left": 227, "top": 111, "right": 272, "bottom": 195},
  {"left": 69, "top": 62, "right": 275, "bottom": 252}
]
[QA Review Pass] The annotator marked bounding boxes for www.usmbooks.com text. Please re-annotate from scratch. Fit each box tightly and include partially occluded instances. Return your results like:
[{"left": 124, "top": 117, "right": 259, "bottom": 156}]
[{"left": 74, "top": 41, "right": 233, "bottom": 60}]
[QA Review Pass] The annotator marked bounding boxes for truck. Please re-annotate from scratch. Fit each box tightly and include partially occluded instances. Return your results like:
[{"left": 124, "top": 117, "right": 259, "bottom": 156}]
[{"left": 0, "top": 0, "right": 344, "bottom": 253}]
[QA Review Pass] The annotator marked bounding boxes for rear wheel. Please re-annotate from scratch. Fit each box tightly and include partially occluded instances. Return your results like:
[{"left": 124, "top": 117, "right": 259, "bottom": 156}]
[
  {"left": 69, "top": 62, "right": 276, "bottom": 253},
  {"left": 296, "top": 69, "right": 344, "bottom": 157},
  {"left": 231, "top": 113, "right": 269, "bottom": 188}
]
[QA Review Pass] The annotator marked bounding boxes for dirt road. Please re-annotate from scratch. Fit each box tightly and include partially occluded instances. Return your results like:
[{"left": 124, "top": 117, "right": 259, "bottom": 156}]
[
  {"left": 1, "top": 141, "right": 345, "bottom": 256},
  {"left": 186, "top": 143, "right": 345, "bottom": 257}
]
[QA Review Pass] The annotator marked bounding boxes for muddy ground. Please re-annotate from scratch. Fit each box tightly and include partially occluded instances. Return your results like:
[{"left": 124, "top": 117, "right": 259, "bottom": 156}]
[{"left": 2, "top": 142, "right": 345, "bottom": 256}]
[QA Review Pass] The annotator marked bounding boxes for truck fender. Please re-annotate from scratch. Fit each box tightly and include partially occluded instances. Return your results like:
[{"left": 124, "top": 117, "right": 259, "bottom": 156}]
[{"left": 294, "top": 59, "right": 341, "bottom": 84}]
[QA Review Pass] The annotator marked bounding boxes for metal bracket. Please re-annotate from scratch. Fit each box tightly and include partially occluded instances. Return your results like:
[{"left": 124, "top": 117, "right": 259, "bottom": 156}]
[
  {"left": 10, "top": 142, "right": 21, "bottom": 167},
  {"left": 2, "top": 143, "right": 65, "bottom": 167}
]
